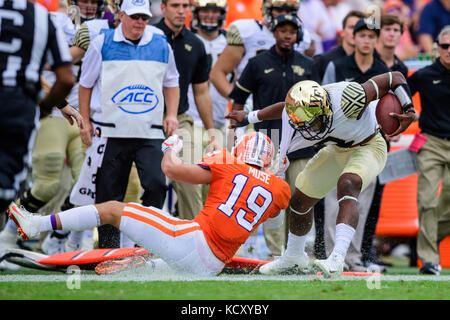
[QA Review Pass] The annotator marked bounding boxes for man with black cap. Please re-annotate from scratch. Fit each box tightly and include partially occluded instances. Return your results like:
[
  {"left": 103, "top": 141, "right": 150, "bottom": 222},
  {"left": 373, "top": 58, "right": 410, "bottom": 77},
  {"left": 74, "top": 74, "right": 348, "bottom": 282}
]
[
  {"left": 322, "top": 17, "right": 389, "bottom": 84},
  {"left": 228, "top": 13, "right": 320, "bottom": 258},
  {"left": 320, "top": 16, "right": 390, "bottom": 272}
]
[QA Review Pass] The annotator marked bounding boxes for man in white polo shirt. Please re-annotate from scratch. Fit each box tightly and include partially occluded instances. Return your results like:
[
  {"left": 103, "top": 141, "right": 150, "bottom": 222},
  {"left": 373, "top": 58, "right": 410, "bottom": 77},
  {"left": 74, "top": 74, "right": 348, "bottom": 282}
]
[{"left": 78, "top": 0, "right": 180, "bottom": 248}]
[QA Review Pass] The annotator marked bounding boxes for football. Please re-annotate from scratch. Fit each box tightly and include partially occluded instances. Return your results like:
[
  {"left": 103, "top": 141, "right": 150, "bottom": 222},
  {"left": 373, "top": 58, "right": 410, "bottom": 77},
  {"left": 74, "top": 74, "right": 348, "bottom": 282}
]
[{"left": 376, "top": 93, "right": 402, "bottom": 135}]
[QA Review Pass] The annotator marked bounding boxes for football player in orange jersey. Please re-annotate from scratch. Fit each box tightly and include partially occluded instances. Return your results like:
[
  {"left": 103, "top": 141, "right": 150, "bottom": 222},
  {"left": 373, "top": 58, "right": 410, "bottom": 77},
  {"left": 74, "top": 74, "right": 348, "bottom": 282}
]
[{"left": 8, "top": 132, "right": 293, "bottom": 276}]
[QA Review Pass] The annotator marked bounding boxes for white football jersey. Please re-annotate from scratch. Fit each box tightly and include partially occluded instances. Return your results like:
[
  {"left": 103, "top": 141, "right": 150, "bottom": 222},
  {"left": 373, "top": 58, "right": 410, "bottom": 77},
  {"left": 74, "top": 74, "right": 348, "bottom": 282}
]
[
  {"left": 279, "top": 81, "right": 379, "bottom": 173},
  {"left": 187, "top": 32, "right": 228, "bottom": 128},
  {"left": 229, "top": 19, "right": 312, "bottom": 81}
]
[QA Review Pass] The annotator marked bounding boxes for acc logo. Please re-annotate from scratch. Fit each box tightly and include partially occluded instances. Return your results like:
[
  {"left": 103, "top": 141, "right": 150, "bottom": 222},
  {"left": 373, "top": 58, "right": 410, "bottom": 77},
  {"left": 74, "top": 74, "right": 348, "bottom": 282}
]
[
  {"left": 111, "top": 84, "right": 159, "bottom": 114},
  {"left": 131, "top": 0, "right": 146, "bottom": 6}
]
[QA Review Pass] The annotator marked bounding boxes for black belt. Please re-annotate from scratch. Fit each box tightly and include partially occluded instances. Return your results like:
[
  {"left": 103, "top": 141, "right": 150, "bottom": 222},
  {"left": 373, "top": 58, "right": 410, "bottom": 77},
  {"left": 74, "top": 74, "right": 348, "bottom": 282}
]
[
  {"left": 349, "top": 130, "right": 379, "bottom": 148},
  {"left": 90, "top": 118, "right": 164, "bottom": 131}
]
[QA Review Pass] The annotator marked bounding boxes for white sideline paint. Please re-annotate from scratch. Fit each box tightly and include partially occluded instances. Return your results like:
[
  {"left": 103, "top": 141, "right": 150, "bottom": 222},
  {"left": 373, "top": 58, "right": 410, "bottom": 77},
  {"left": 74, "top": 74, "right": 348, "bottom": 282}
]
[{"left": 1, "top": 274, "right": 450, "bottom": 282}]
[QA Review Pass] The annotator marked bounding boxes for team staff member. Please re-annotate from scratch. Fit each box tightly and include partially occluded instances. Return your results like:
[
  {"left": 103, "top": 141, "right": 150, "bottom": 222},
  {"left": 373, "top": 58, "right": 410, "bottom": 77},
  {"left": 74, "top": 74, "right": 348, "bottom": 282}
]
[
  {"left": 228, "top": 14, "right": 319, "bottom": 258},
  {"left": 78, "top": 0, "right": 180, "bottom": 248},
  {"left": 210, "top": 0, "right": 312, "bottom": 101},
  {"left": 0, "top": 0, "right": 82, "bottom": 214},
  {"left": 69, "top": 1, "right": 165, "bottom": 250},
  {"left": 407, "top": 25, "right": 450, "bottom": 275},
  {"left": 155, "top": 0, "right": 218, "bottom": 221}
]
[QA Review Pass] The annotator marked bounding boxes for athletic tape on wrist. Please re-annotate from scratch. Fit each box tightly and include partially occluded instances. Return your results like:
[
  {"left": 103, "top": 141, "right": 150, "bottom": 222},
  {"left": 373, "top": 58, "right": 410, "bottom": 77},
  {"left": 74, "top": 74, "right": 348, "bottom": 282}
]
[
  {"left": 394, "top": 84, "right": 413, "bottom": 111},
  {"left": 337, "top": 195, "right": 358, "bottom": 203}
]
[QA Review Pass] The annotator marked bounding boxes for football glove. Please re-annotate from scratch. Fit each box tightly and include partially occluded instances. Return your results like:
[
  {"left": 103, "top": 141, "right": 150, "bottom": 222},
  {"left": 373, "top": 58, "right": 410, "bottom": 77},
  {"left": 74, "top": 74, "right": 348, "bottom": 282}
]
[{"left": 162, "top": 134, "right": 183, "bottom": 154}]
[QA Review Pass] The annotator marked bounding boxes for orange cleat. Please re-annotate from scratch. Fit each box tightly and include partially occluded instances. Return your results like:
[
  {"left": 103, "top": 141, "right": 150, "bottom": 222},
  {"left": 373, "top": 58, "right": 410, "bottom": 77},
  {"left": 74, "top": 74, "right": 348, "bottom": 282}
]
[{"left": 95, "top": 255, "right": 147, "bottom": 275}]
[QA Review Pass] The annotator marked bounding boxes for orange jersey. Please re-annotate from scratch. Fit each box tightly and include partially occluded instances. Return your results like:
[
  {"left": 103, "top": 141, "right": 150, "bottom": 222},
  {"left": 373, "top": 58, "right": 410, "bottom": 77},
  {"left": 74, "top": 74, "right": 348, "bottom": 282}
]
[{"left": 194, "top": 149, "right": 291, "bottom": 263}]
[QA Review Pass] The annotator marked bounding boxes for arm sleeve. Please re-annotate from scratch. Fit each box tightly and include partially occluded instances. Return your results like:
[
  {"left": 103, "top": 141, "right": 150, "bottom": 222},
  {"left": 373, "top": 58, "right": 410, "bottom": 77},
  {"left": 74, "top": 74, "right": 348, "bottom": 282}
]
[
  {"left": 163, "top": 45, "right": 179, "bottom": 88},
  {"left": 78, "top": 34, "right": 103, "bottom": 88},
  {"left": 46, "top": 14, "right": 72, "bottom": 69}
]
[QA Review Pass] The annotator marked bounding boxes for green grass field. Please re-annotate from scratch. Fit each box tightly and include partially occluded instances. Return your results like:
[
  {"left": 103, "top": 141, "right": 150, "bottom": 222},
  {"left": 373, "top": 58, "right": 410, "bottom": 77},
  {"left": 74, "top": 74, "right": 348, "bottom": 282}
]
[{"left": 1, "top": 256, "right": 450, "bottom": 300}]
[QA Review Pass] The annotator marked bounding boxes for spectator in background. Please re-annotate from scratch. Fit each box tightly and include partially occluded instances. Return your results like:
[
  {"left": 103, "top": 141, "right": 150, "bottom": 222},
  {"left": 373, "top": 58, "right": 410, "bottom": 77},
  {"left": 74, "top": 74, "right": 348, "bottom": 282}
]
[
  {"left": 297, "top": 0, "right": 338, "bottom": 54},
  {"left": 313, "top": 10, "right": 366, "bottom": 81},
  {"left": 383, "top": 0, "right": 420, "bottom": 60},
  {"left": 321, "top": 17, "right": 390, "bottom": 272},
  {"left": 321, "top": 0, "right": 353, "bottom": 37},
  {"left": 407, "top": 25, "right": 450, "bottom": 275},
  {"left": 416, "top": 0, "right": 450, "bottom": 53},
  {"left": 154, "top": 0, "right": 218, "bottom": 222},
  {"left": 376, "top": 14, "right": 409, "bottom": 82}
]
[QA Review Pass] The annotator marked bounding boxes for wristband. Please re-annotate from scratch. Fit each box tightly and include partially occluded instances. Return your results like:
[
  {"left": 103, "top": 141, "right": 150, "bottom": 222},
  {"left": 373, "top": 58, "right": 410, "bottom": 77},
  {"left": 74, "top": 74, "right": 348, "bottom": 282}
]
[
  {"left": 247, "top": 110, "right": 261, "bottom": 124},
  {"left": 56, "top": 99, "right": 69, "bottom": 109},
  {"left": 404, "top": 108, "right": 416, "bottom": 114}
]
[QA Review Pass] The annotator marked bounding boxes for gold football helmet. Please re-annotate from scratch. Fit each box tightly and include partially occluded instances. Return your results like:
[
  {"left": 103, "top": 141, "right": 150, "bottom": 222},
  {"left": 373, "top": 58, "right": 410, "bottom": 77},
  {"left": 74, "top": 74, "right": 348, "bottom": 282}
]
[
  {"left": 285, "top": 80, "right": 333, "bottom": 140},
  {"left": 190, "top": 0, "right": 227, "bottom": 32},
  {"left": 262, "top": 0, "right": 300, "bottom": 27}
]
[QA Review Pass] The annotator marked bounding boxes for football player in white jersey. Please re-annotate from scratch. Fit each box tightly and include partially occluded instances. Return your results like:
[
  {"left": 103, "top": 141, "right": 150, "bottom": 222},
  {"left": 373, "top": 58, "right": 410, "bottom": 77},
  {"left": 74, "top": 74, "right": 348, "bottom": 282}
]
[
  {"left": 226, "top": 71, "right": 419, "bottom": 277},
  {"left": 210, "top": 0, "right": 312, "bottom": 100}
]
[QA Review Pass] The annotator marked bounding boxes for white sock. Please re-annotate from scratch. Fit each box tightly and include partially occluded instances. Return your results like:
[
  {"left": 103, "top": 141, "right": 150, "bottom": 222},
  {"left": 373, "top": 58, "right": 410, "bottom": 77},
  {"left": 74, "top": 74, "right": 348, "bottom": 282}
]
[
  {"left": 331, "top": 223, "right": 355, "bottom": 258},
  {"left": 285, "top": 231, "right": 307, "bottom": 257},
  {"left": 57, "top": 205, "right": 100, "bottom": 231},
  {"left": 39, "top": 216, "right": 53, "bottom": 233}
]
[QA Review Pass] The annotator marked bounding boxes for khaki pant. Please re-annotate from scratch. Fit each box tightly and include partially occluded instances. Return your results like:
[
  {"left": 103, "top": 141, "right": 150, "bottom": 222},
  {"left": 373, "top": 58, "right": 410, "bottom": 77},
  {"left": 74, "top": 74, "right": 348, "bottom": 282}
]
[
  {"left": 31, "top": 116, "right": 83, "bottom": 204},
  {"left": 171, "top": 113, "right": 203, "bottom": 220},
  {"left": 416, "top": 133, "right": 450, "bottom": 265}
]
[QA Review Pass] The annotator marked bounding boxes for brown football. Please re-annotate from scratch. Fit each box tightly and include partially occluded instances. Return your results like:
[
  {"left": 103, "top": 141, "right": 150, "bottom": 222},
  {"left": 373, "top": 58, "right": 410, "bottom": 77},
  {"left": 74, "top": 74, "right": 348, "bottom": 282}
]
[{"left": 376, "top": 93, "right": 402, "bottom": 135}]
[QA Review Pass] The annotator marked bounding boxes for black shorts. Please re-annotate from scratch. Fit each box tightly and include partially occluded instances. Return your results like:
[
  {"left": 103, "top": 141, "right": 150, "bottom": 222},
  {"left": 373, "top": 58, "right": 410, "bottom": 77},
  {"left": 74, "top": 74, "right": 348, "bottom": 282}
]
[{"left": 0, "top": 89, "right": 37, "bottom": 201}]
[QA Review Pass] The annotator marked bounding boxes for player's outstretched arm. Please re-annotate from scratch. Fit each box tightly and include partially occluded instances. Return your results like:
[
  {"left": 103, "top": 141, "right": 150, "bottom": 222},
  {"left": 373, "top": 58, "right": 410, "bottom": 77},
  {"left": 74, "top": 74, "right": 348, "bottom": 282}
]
[
  {"left": 361, "top": 71, "right": 419, "bottom": 137},
  {"left": 161, "top": 135, "right": 212, "bottom": 185},
  {"left": 225, "top": 102, "right": 285, "bottom": 128}
]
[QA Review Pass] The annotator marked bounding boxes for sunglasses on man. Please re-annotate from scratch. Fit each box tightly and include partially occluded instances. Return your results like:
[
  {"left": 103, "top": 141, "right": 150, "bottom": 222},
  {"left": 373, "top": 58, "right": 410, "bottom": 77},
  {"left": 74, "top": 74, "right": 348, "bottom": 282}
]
[
  {"left": 438, "top": 43, "right": 450, "bottom": 50},
  {"left": 129, "top": 14, "right": 150, "bottom": 21}
]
